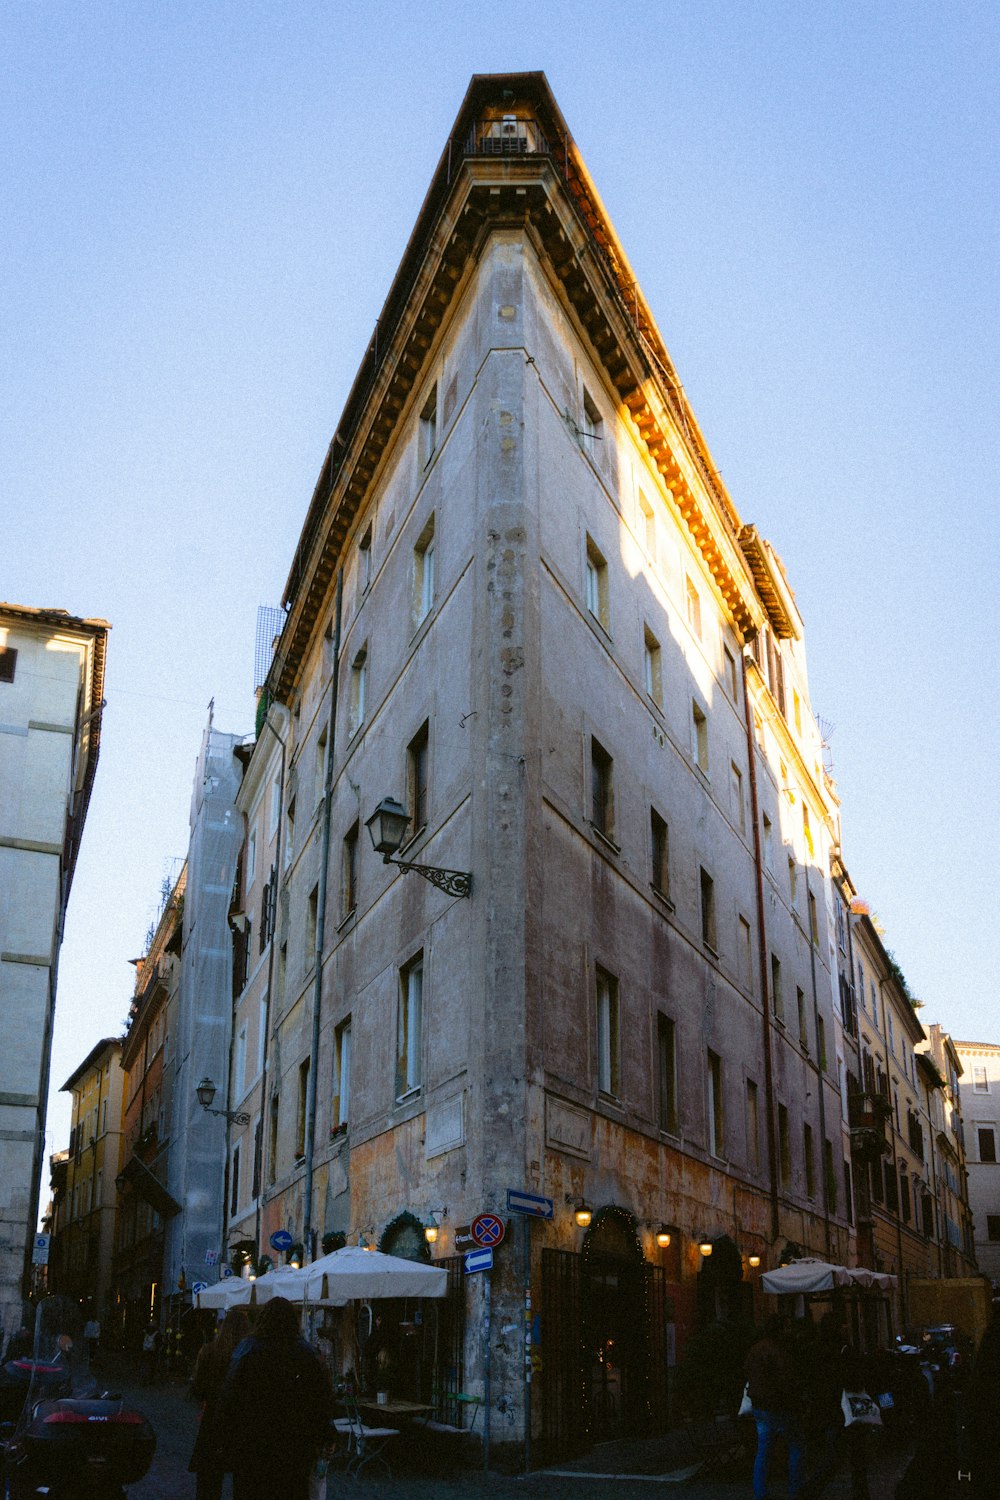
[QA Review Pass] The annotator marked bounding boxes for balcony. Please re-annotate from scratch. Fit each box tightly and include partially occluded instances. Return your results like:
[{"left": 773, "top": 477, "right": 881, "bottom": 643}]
[
  {"left": 849, "top": 1091, "right": 890, "bottom": 1164},
  {"left": 464, "top": 114, "right": 550, "bottom": 158}
]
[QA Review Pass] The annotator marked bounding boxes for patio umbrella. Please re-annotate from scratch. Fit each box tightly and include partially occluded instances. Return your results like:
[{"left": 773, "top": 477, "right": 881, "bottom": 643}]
[
  {"left": 761, "top": 1258, "right": 897, "bottom": 1295},
  {"left": 302, "top": 1245, "right": 448, "bottom": 1304},
  {"left": 251, "top": 1264, "right": 312, "bottom": 1303},
  {"left": 194, "top": 1277, "right": 255, "bottom": 1309}
]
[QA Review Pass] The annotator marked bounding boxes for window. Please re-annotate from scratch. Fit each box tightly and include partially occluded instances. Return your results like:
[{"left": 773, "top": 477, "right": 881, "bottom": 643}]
[
  {"left": 276, "top": 941, "right": 287, "bottom": 1012},
  {"left": 771, "top": 953, "right": 784, "bottom": 1022},
  {"left": 825, "top": 1139, "right": 838, "bottom": 1211},
  {"left": 638, "top": 488, "right": 655, "bottom": 555},
  {"left": 979, "top": 1127, "right": 997, "bottom": 1163},
  {"left": 808, "top": 889, "right": 819, "bottom": 946},
  {"left": 707, "top": 1051, "right": 724, "bottom": 1156},
  {"left": 252, "top": 1116, "right": 262, "bottom": 1198},
  {"left": 343, "top": 822, "right": 359, "bottom": 917},
  {"left": 793, "top": 690, "right": 803, "bottom": 736},
  {"left": 413, "top": 514, "right": 436, "bottom": 624},
  {"left": 246, "top": 829, "right": 257, "bottom": 887},
  {"left": 802, "top": 802, "right": 814, "bottom": 858},
  {"left": 590, "top": 737, "right": 615, "bottom": 841},
  {"left": 269, "top": 778, "right": 281, "bottom": 838},
  {"left": 580, "top": 387, "right": 603, "bottom": 458},
  {"left": 817, "top": 1014, "right": 827, "bottom": 1071},
  {"left": 358, "top": 524, "right": 373, "bottom": 595},
  {"left": 650, "top": 808, "right": 670, "bottom": 898},
  {"left": 333, "top": 1018, "right": 351, "bottom": 1129},
  {"left": 657, "top": 1013, "right": 677, "bottom": 1133},
  {"left": 295, "top": 1058, "right": 310, "bottom": 1160},
  {"left": 268, "top": 1094, "right": 279, "bottom": 1185},
  {"left": 685, "top": 575, "right": 702, "bottom": 640},
  {"left": 788, "top": 855, "right": 799, "bottom": 912},
  {"left": 884, "top": 1161, "right": 899, "bottom": 1214},
  {"left": 973, "top": 1066, "right": 989, "bottom": 1093},
  {"left": 306, "top": 884, "right": 318, "bottom": 966},
  {"left": 643, "top": 625, "right": 662, "bottom": 706},
  {"left": 797, "top": 987, "right": 808, "bottom": 1050},
  {"left": 887, "top": 1011, "right": 895, "bottom": 1056},
  {"left": 804, "top": 1122, "right": 815, "bottom": 1198},
  {"left": 349, "top": 648, "right": 367, "bottom": 734},
  {"left": 258, "top": 995, "right": 267, "bottom": 1074},
  {"left": 284, "top": 797, "right": 295, "bottom": 871},
  {"left": 738, "top": 915, "right": 753, "bottom": 992},
  {"left": 585, "top": 535, "right": 609, "bottom": 629},
  {"left": 407, "top": 721, "right": 429, "bottom": 838},
  {"left": 691, "top": 701, "right": 708, "bottom": 773},
  {"left": 987, "top": 1216, "right": 1000, "bottom": 1242},
  {"left": 419, "top": 385, "right": 438, "bottom": 467},
  {"left": 0, "top": 647, "right": 17, "bottom": 683},
  {"left": 397, "top": 954, "right": 423, "bottom": 1098},
  {"left": 778, "top": 1104, "right": 791, "bottom": 1187},
  {"left": 724, "top": 646, "right": 738, "bottom": 702},
  {"left": 230, "top": 1144, "right": 240, "bottom": 1216},
  {"left": 900, "top": 1172, "right": 911, "bottom": 1223},
  {"left": 316, "top": 726, "right": 329, "bottom": 804},
  {"left": 596, "top": 968, "right": 620, "bottom": 1097},
  {"left": 700, "top": 867, "right": 717, "bottom": 951},
  {"left": 746, "top": 1079, "right": 760, "bottom": 1173},
  {"left": 235, "top": 1025, "right": 247, "bottom": 1096},
  {"left": 730, "top": 762, "right": 745, "bottom": 831},
  {"left": 762, "top": 813, "right": 773, "bottom": 871}
]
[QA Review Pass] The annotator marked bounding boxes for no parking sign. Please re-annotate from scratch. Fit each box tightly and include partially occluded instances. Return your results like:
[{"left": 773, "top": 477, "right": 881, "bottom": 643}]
[{"left": 470, "top": 1213, "right": 505, "bottom": 1249}]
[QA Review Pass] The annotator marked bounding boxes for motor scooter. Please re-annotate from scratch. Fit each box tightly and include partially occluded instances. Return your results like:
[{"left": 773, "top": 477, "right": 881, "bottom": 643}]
[{"left": 0, "top": 1296, "right": 155, "bottom": 1499}]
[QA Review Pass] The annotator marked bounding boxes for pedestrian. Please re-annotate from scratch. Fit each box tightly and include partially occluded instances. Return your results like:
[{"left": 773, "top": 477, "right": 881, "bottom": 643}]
[
  {"left": 140, "top": 1321, "right": 160, "bottom": 1384},
  {"left": 187, "top": 1306, "right": 251, "bottom": 1500},
  {"left": 215, "top": 1296, "right": 333, "bottom": 1500},
  {"left": 745, "top": 1313, "right": 806, "bottom": 1500},
  {"left": 84, "top": 1315, "right": 100, "bottom": 1366}
]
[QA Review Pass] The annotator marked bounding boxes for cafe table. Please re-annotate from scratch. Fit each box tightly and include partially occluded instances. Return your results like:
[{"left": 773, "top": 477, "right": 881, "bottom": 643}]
[{"left": 356, "top": 1395, "right": 435, "bottom": 1423}]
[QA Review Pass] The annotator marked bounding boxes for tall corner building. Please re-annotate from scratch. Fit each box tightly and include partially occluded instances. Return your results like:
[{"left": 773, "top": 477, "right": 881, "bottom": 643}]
[
  {"left": 251, "top": 73, "right": 847, "bottom": 1454},
  {"left": 0, "top": 604, "right": 109, "bottom": 1343}
]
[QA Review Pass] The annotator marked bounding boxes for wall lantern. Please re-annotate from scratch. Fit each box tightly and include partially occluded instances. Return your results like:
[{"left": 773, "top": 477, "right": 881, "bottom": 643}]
[
  {"left": 697, "top": 1233, "right": 714, "bottom": 1257},
  {"left": 424, "top": 1207, "right": 447, "bottom": 1245},
  {"left": 195, "top": 1077, "right": 251, "bottom": 1127},
  {"left": 365, "top": 797, "right": 472, "bottom": 898},
  {"left": 566, "top": 1198, "right": 593, "bottom": 1229},
  {"left": 655, "top": 1224, "right": 675, "bottom": 1249},
  {"left": 748, "top": 1253, "right": 761, "bottom": 1268}
]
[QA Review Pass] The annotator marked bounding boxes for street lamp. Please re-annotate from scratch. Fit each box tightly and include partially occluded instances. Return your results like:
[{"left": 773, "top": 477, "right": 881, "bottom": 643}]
[
  {"left": 696, "top": 1233, "right": 714, "bottom": 1257},
  {"left": 364, "top": 797, "right": 472, "bottom": 898},
  {"left": 564, "top": 1198, "right": 593, "bottom": 1229},
  {"left": 196, "top": 1077, "right": 251, "bottom": 1127}
]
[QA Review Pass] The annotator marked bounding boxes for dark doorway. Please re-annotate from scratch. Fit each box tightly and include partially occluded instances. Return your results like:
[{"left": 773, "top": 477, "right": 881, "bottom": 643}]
[{"left": 582, "top": 1208, "right": 651, "bottom": 1440}]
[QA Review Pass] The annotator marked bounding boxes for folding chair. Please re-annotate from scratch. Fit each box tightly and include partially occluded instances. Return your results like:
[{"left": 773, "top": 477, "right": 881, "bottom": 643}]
[{"left": 338, "top": 1391, "right": 399, "bottom": 1478}]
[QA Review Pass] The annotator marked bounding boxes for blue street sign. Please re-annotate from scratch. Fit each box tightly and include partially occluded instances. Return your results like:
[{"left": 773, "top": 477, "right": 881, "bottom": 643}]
[
  {"left": 506, "top": 1189, "right": 553, "bottom": 1219},
  {"left": 191, "top": 1281, "right": 208, "bottom": 1295},
  {"left": 465, "top": 1247, "right": 494, "bottom": 1275},
  {"left": 270, "top": 1229, "right": 294, "bottom": 1252}
]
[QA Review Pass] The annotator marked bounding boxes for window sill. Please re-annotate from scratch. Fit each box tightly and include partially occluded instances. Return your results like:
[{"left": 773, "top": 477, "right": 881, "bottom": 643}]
[
  {"left": 651, "top": 886, "right": 674, "bottom": 911},
  {"left": 395, "top": 1086, "right": 421, "bottom": 1106},
  {"left": 589, "top": 823, "right": 620, "bottom": 855},
  {"left": 337, "top": 908, "right": 357, "bottom": 934},
  {"left": 703, "top": 941, "right": 719, "bottom": 959}
]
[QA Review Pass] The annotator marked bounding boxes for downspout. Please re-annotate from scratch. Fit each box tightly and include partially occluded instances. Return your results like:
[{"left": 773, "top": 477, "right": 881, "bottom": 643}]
[
  {"left": 804, "top": 873, "right": 833, "bottom": 1259},
  {"left": 303, "top": 569, "right": 343, "bottom": 1259},
  {"left": 741, "top": 652, "right": 780, "bottom": 1246},
  {"left": 253, "top": 710, "right": 287, "bottom": 1265}
]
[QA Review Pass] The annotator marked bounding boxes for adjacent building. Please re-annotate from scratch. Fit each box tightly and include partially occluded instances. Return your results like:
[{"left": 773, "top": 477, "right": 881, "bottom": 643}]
[
  {"left": 0, "top": 603, "right": 109, "bottom": 1343},
  {"left": 955, "top": 1039, "right": 1000, "bottom": 1285}
]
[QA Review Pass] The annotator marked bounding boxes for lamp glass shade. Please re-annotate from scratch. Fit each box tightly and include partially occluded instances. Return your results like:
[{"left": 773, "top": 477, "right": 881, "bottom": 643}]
[
  {"left": 196, "top": 1078, "right": 217, "bottom": 1110},
  {"left": 365, "top": 797, "right": 411, "bottom": 856},
  {"left": 656, "top": 1227, "right": 672, "bottom": 1248},
  {"left": 698, "top": 1237, "right": 713, "bottom": 1257},
  {"left": 424, "top": 1224, "right": 439, "bottom": 1244},
  {"left": 748, "top": 1254, "right": 761, "bottom": 1268},
  {"left": 574, "top": 1204, "right": 593, "bottom": 1228}
]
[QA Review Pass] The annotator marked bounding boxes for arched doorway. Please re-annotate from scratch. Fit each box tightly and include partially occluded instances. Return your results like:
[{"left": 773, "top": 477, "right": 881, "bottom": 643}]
[{"left": 581, "top": 1207, "right": 654, "bottom": 1441}]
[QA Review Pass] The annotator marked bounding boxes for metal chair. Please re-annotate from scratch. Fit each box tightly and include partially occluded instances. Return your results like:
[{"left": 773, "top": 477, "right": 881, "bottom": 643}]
[{"left": 338, "top": 1391, "right": 399, "bottom": 1478}]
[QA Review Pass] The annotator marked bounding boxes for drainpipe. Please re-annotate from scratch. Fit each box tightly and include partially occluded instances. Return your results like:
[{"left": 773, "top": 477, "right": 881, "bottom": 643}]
[
  {"left": 303, "top": 570, "right": 343, "bottom": 1258},
  {"left": 804, "top": 873, "right": 833, "bottom": 1259},
  {"left": 741, "top": 652, "right": 780, "bottom": 1246},
  {"left": 253, "top": 709, "right": 288, "bottom": 1265}
]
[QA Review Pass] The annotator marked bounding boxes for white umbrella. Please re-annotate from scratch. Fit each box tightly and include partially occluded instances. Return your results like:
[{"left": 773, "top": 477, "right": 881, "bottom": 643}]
[
  {"left": 251, "top": 1264, "right": 312, "bottom": 1303},
  {"left": 194, "top": 1277, "right": 255, "bottom": 1309},
  {"left": 302, "top": 1245, "right": 448, "bottom": 1304},
  {"left": 761, "top": 1258, "right": 897, "bottom": 1295}
]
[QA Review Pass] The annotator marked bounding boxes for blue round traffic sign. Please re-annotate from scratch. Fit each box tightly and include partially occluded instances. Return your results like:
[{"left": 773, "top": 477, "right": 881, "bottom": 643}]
[
  {"left": 270, "top": 1229, "right": 294, "bottom": 1252},
  {"left": 471, "top": 1213, "right": 505, "bottom": 1248}
]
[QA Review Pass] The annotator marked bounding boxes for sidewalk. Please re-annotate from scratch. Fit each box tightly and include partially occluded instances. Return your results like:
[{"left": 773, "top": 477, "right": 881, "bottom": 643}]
[{"left": 102, "top": 1363, "right": 912, "bottom": 1500}]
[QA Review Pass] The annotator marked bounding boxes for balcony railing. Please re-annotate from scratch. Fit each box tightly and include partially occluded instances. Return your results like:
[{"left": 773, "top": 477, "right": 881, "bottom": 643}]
[{"left": 464, "top": 115, "right": 550, "bottom": 158}]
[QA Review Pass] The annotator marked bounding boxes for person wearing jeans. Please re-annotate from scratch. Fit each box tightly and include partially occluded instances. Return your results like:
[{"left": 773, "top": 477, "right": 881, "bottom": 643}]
[{"left": 745, "top": 1314, "right": 806, "bottom": 1500}]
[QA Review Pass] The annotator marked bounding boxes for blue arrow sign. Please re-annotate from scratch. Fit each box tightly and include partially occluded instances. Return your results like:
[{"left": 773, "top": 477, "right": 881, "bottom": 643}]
[
  {"left": 506, "top": 1189, "right": 554, "bottom": 1219},
  {"left": 191, "top": 1281, "right": 208, "bottom": 1295},
  {"left": 465, "top": 1247, "right": 494, "bottom": 1275},
  {"left": 270, "top": 1229, "right": 294, "bottom": 1252}
]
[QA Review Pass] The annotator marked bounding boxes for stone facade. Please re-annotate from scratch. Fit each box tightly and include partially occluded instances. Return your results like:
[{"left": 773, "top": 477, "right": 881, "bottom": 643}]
[
  {"left": 955, "top": 1039, "right": 1000, "bottom": 1285},
  {"left": 0, "top": 603, "right": 108, "bottom": 1344}
]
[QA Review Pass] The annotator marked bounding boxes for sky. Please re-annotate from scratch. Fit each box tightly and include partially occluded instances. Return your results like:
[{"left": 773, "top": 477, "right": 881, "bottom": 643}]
[{"left": 3, "top": 1, "right": 998, "bottom": 1168}]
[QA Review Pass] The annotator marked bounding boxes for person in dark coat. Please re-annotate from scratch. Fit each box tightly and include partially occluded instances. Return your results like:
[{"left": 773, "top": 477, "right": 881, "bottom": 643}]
[
  {"left": 215, "top": 1296, "right": 333, "bottom": 1500},
  {"left": 188, "top": 1306, "right": 251, "bottom": 1500},
  {"left": 962, "top": 1311, "right": 1000, "bottom": 1500},
  {"left": 746, "top": 1313, "right": 806, "bottom": 1500}
]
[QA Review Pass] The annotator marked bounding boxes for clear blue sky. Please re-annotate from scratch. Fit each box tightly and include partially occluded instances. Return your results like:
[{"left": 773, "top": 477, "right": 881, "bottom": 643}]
[{"left": 4, "top": 1, "right": 997, "bottom": 1165}]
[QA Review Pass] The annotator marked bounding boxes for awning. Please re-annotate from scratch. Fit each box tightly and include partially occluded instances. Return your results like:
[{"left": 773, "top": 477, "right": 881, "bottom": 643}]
[
  {"left": 761, "top": 1257, "right": 897, "bottom": 1295},
  {"left": 117, "top": 1154, "right": 181, "bottom": 1219}
]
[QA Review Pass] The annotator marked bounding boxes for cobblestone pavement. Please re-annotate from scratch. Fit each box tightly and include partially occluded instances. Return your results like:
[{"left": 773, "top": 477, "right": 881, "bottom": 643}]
[{"left": 101, "top": 1364, "right": 913, "bottom": 1500}]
